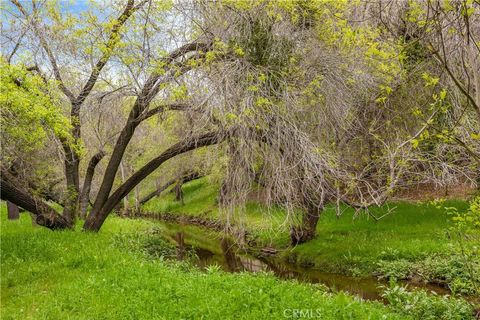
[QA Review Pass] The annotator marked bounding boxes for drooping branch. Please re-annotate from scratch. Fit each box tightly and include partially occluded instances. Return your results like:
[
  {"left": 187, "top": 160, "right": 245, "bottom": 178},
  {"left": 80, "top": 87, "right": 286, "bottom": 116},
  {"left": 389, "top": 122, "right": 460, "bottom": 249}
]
[
  {"left": 140, "top": 42, "right": 212, "bottom": 105},
  {"left": 0, "top": 169, "right": 70, "bottom": 230},
  {"left": 84, "top": 131, "right": 222, "bottom": 231},
  {"left": 430, "top": 47, "right": 480, "bottom": 121}
]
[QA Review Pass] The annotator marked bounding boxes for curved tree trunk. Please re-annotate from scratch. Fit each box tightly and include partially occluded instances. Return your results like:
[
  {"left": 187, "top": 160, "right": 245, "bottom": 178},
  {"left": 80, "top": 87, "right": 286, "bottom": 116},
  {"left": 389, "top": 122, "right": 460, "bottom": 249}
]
[
  {"left": 83, "top": 131, "right": 222, "bottom": 232},
  {"left": 1, "top": 170, "right": 71, "bottom": 230},
  {"left": 79, "top": 151, "right": 105, "bottom": 219},
  {"left": 140, "top": 179, "right": 176, "bottom": 206},
  {"left": 89, "top": 42, "right": 211, "bottom": 220}
]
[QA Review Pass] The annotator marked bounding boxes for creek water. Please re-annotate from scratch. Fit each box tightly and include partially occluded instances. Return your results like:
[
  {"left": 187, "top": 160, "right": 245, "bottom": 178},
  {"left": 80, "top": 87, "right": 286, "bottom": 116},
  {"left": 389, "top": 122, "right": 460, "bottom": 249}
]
[{"left": 152, "top": 220, "right": 453, "bottom": 302}]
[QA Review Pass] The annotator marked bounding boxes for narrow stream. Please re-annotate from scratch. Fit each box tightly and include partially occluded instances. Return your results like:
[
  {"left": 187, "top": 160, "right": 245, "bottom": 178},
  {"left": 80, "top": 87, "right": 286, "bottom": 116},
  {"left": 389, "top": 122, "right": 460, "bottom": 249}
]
[{"left": 154, "top": 220, "right": 452, "bottom": 302}]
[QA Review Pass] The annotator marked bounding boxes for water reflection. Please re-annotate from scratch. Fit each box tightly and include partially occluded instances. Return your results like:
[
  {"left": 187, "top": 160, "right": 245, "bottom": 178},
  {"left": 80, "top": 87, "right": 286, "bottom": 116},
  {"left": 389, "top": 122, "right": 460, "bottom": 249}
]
[
  {"left": 175, "top": 232, "right": 185, "bottom": 260},
  {"left": 169, "top": 229, "right": 452, "bottom": 302},
  {"left": 174, "top": 233, "right": 270, "bottom": 273}
]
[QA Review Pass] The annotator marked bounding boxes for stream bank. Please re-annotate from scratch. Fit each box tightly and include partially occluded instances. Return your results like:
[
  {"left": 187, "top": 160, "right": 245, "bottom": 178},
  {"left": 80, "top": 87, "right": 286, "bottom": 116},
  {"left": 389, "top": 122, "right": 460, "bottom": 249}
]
[{"left": 136, "top": 212, "right": 459, "bottom": 302}]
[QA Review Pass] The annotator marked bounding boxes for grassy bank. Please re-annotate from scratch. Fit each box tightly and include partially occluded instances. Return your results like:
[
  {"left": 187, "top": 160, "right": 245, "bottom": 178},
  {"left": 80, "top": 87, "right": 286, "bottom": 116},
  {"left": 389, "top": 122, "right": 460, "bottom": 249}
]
[
  {"left": 141, "top": 178, "right": 479, "bottom": 294},
  {"left": 1, "top": 212, "right": 408, "bottom": 319}
]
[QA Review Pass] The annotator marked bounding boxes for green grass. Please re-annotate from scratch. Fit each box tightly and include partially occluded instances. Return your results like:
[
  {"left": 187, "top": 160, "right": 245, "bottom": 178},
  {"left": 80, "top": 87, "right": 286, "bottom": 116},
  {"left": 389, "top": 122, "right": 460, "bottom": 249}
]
[
  {"left": 142, "top": 178, "right": 467, "bottom": 259},
  {"left": 142, "top": 178, "right": 479, "bottom": 291},
  {"left": 142, "top": 177, "right": 290, "bottom": 238},
  {"left": 284, "top": 201, "right": 467, "bottom": 272},
  {"left": 1, "top": 211, "right": 408, "bottom": 320},
  {"left": 142, "top": 177, "right": 220, "bottom": 216}
]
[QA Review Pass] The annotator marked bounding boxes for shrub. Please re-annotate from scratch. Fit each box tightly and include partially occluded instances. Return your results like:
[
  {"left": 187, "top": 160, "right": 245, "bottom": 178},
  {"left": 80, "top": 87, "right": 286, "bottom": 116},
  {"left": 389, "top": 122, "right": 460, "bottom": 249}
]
[
  {"left": 382, "top": 284, "right": 474, "bottom": 320},
  {"left": 113, "top": 227, "right": 178, "bottom": 260},
  {"left": 419, "top": 253, "right": 479, "bottom": 295},
  {"left": 376, "top": 259, "right": 412, "bottom": 280},
  {"left": 375, "top": 251, "right": 479, "bottom": 294}
]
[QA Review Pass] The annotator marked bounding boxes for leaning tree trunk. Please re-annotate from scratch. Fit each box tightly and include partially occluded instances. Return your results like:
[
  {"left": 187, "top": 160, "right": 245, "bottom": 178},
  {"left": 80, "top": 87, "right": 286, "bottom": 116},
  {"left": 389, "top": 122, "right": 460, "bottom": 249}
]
[
  {"left": 290, "top": 203, "right": 323, "bottom": 245},
  {"left": 1, "top": 169, "right": 71, "bottom": 229},
  {"left": 79, "top": 151, "right": 105, "bottom": 219},
  {"left": 84, "top": 131, "right": 221, "bottom": 232},
  {"left": 89, "top": 42, "right": 211, "bottom": 221},
  {"left": 89, "top": 101, "right": 147, "bottom": 220},
  {"left": 6, "top": 201, "right": 19, "bottom": 220},
  {"left": 139, "top": 179, "right": 176, "bottom": 206}
]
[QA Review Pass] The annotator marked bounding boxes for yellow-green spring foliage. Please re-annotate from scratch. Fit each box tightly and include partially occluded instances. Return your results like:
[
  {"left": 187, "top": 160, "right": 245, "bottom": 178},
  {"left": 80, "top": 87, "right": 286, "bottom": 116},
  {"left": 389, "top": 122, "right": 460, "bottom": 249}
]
[{"left": 0, "top": 60, "right": 72, "bottom": 153}]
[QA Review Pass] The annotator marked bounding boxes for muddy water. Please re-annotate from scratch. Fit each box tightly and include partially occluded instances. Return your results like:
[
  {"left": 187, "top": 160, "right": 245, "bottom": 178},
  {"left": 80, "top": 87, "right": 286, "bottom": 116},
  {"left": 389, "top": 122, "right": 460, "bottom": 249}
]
[{"left": 154, "top": 221, "right": 451, "bottom": 301}]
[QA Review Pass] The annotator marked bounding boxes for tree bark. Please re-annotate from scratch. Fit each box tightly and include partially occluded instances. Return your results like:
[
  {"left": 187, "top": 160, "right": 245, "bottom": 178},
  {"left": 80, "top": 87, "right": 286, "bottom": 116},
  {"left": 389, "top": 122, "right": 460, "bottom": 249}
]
[
  {"left": 7, "top": 201, "right": 19, "bottom": 220},
  {"left": 89, "top": 42, "right": 211, "bottom": 219},
  {"left": 140, "top": 179, "right": 176, "bottom": 206},
  {"left": 84, "top": 131, "right": 221, "bottom": 231},
  {"left": 1, "top": 170, "right": 71, "bottom": 229},
  {"left": 79, "top": 151, "right": 105, "bottom": 219},
  {"left": 290, "top": 203, "right": 323, "bottom": 245},
  {"left": 62, "top": 142, "right": 80, "bottom": 225},
  {"left": 174, "top": 171, "right": 202, "bottom": 204},
  {"left": 119, "top": 161, "right": 130, "bottom": 215},
  {"left": 89, "top": 99, "right": 152, "bottom": 219}
]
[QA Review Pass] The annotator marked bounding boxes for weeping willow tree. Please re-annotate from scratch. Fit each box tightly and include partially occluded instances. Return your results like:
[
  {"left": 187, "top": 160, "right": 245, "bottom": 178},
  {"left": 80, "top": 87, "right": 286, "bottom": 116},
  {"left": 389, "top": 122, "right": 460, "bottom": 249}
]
[{"left": 188, "top": 0, "right": 478, "bottom": 244}]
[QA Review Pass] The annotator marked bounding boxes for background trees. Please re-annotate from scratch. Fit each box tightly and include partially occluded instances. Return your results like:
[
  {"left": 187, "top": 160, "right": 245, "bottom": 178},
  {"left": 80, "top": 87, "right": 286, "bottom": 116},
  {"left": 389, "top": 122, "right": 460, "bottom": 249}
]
[{"left": 1, "top": 0, "right": 478, "bottom": 241}]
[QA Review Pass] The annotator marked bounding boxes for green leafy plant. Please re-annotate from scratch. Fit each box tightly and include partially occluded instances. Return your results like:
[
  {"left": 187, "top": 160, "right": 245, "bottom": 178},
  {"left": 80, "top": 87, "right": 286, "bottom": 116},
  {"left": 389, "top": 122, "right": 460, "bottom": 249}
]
[
  {"left": 382, "top": 283, "right": 474, "bottom": 320},
  {"left": 375, "top": 252, "right": 479, "bottom": 294},
  {"left": 432, "top": 197, "right": 480, "bottom": 295},
  {"left": 0, "top": 59, "right": 75, "bottom": 155},
  {"left": 376, "top": 259, "right": 412, "bottom": 281}
]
